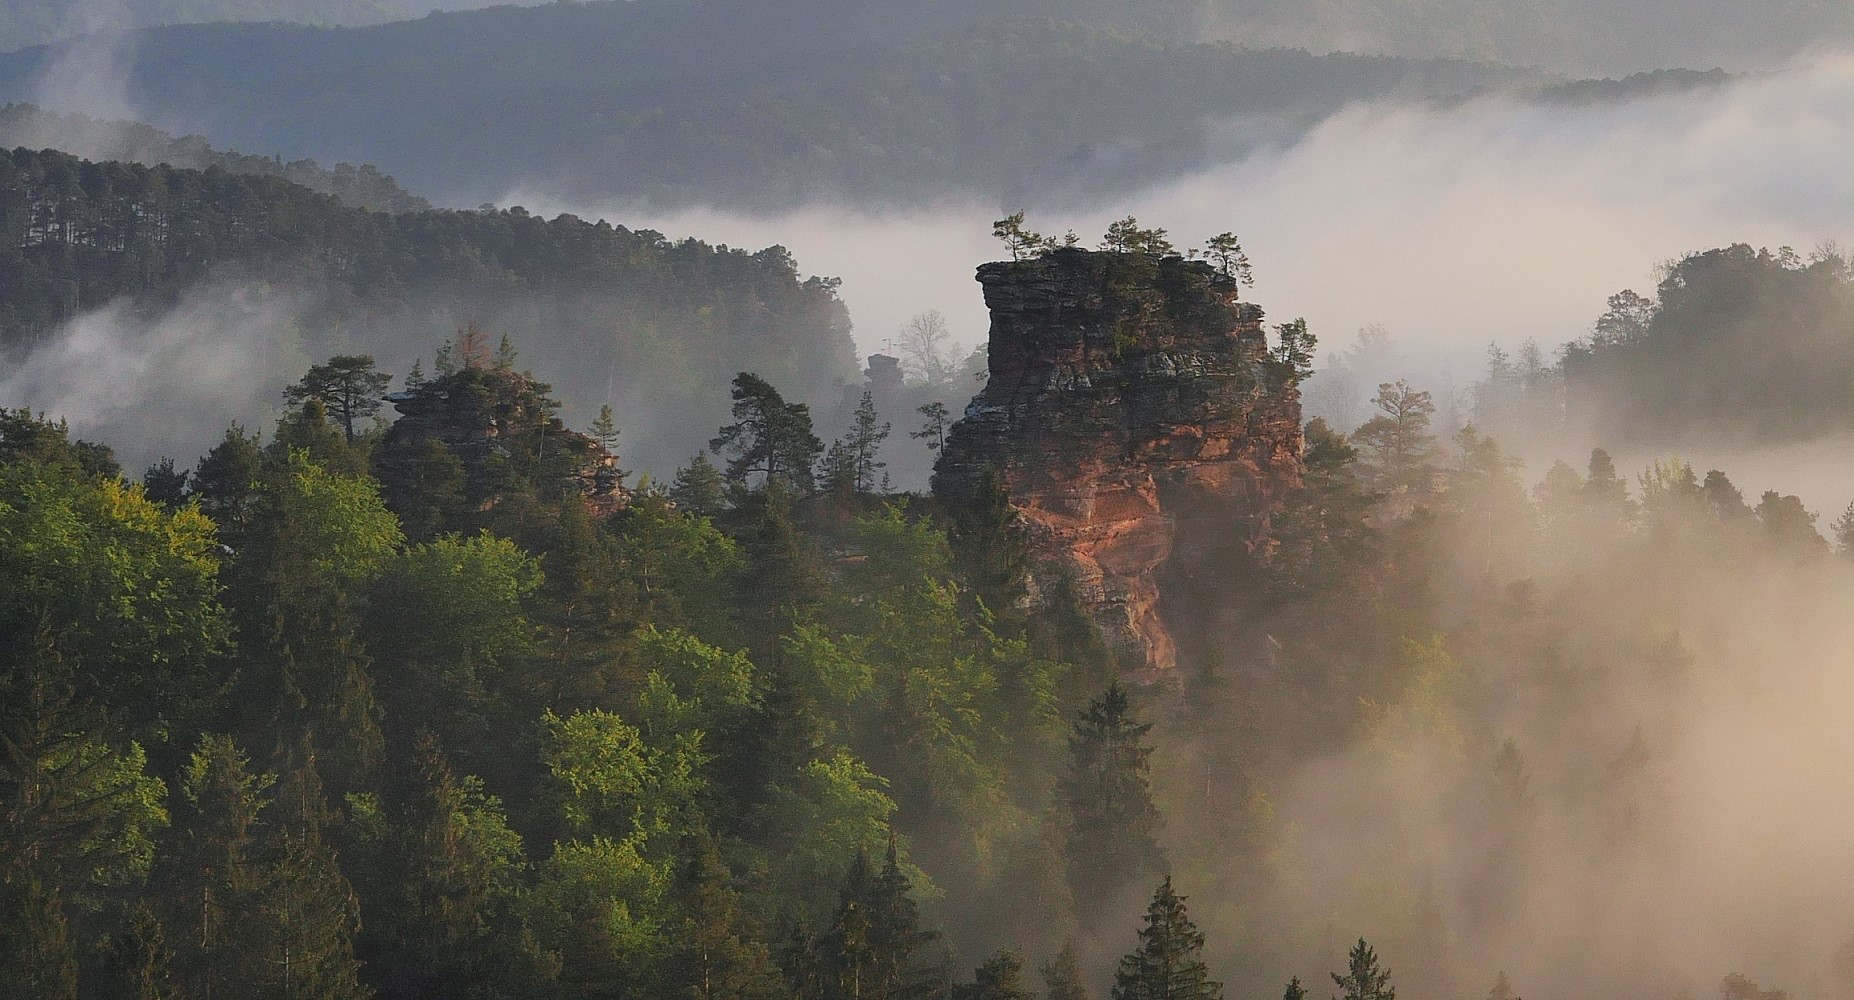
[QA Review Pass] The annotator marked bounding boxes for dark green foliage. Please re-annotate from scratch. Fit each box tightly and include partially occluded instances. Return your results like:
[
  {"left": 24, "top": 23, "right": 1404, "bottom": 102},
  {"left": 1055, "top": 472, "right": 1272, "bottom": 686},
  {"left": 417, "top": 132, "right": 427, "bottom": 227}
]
[
  {"left": 0, "top": 148, "right": 854, "bottom": 471},
  {"left": 287, "top": 355, "right": 394, "bottom": 443},
  {"left": 1331, "top": 940, "right": 1393, "bottom": 1000},
  {"left": 1110, "top": 878, "right": 1220, "bottom": 1000},
  {"left": 1282, "top": 977, "right": 1307, "bottom": 1000},
  {"left": 672, "top": 452, "right": 731, "bottom": 520},
  {"left": 956, "top": 951, "right": 1035, "bottom": 1000},
  {"left": 1060, "top": 684, "right": 1164, "bottom": 928},
  {"left": 949, "top": 467, "right": 1029, "bottom": 619},
  {"left": 140, "top": 459, "right": 189, "bottom": 509},
  {"left": 823, "top": 392, "right": 890, "bottom": 497},
  {"left": 817, "top": 841, "right": 938, "bottom": 1000},
  {"left": 99, "top": 901, "right": 181, "bottom": 1000},
  {"left": 665, "top": 832, "right": 784, "bottom": 1000},
  {"left": 0, "top": 408, "right": 118, "bottom": 480},
  {"left": 712, "top": 374, "right": 825, "bottom": 494}
]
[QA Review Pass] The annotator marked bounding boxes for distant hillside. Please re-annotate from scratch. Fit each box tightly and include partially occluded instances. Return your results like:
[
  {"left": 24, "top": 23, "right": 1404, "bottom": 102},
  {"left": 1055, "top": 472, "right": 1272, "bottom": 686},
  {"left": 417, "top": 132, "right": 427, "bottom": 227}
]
[
  {"left": 0, "top": 2, "right": 1537, "bottom": 209},
  {"left": 1192, "top": 0, "right": 1854, "bottom": 75},
  {"left": 0, "top": 0, "right": 544, "bottom": 52},
  {"left": 0, "top": 103, "right": 429, "bottom": 213},
  {"left": 1561, "top": 244, "right": 1854, "bottom": 445},
  {"left": 0, "top": 147, "right": 857, "bottom": 472}
]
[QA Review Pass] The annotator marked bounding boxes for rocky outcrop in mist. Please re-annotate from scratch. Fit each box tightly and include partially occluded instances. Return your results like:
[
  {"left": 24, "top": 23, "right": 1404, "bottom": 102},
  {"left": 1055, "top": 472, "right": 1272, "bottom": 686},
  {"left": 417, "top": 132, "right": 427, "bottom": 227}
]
[{"left": 934, "top": 248, "right": 1303, "bottom": 675}]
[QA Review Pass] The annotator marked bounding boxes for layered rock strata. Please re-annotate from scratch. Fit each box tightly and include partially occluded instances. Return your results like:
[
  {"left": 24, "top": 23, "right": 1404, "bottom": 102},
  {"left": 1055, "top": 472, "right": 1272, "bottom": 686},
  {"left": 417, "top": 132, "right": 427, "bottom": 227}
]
[{"left": 933, "top": 248, "right": 1302, "bottom": 674}]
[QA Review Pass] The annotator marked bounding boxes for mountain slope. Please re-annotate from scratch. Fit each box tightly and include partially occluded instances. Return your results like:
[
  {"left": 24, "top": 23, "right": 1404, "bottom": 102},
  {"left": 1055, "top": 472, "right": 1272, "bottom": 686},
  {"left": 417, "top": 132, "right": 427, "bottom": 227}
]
[{"left": 0, "top": 2, "right": 1538, "bottom": 208}]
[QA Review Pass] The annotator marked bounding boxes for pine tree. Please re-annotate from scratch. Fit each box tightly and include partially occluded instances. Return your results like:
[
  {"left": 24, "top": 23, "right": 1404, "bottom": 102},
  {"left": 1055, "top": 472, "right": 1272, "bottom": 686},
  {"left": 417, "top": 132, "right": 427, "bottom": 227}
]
[
  {"left": 835, "top": 391, "right": 890, "bottom": 494},
  {"left": 672, "top": 452, "right": 730, "bottom": 519},
  {"left": 1485, "top": 971, "right": 1516, "bottom": 1000},
  {"left": 284, "top": 355, "right": 393, "bottom": 442},
  {"left": 710, "top": 373, "right": 823, "bottom": 492},
  {"left": 1041, "top": 944, "right": 1091, "bottom": 1000},
  {"left": 592, "top": 404, "right": 621, "bottom": 453},
  {"left": 1060, "top": 683, "right": 1165, "bottom": 924},
  {"left": 1109, "top": 878, "right": 1220, "bottom": 1000},
  {"left": 951, "top": 467, "right": 1029, "bottom": 618},
  {"left": 249, "top": 752, "right": 370, "bottom": 1000},
  {"left": 142, "top": 457, "right": 190, "bottom": 508},
  {"left": 912, "top": 403, "right": 950, "bottom": 457},
  {"left": 1282, "top": 977, "right": 1306, "bottom": 1000},
  {"left": 1331, "top": 940, "right": 1393, "bottom": 1000}
]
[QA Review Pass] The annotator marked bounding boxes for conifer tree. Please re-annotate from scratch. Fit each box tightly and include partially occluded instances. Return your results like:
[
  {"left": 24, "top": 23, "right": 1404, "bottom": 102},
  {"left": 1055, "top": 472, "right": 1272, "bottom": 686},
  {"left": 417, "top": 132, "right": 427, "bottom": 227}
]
[
  {"left": 592, "top": 404, "right": 621, "bottom": 454},
  {"left": 1282, "top": 977, "right": 1306, "bottom": 1000},
  {"left": 711, "top": 373, "right": 823, "bottom": 492},
  {"left": 912, "top": 403, "right": 950, "bottom": 457},
  {"left": 1110, "top": 878, "right": 1220, "bottom": 1000},
  {"left": 672, "top": 452, "right": 730, "bottom": 519},
  {"left": 839, "top": 391, "right": 890, "bottom": 495},
  {"left": 142, "top": 457, "right": 190, "bottom": 508},
  {"left": 951, "top": 467, "right": 1029, "bottom": 617},
  {"left": 285, "top": 355, "right": 392, "bottom": 442},
  {"left": 1331, "top": 940, "right": 1393, "bottom": 1000},
  {"left": 371, "top": 733, "right": 530, "bottom": 996},
  {"left": 252, "top": 751, "right": 369, "bottom": 1000},
  {"left": 164, "top": 735, "right": 271, "bottom": 998},
  {"left": 1060, "top": 683, "right": 1165, "bottom": 923},
  {"left": 667, "top": 831, "right": 782, "bottom": 1000}
]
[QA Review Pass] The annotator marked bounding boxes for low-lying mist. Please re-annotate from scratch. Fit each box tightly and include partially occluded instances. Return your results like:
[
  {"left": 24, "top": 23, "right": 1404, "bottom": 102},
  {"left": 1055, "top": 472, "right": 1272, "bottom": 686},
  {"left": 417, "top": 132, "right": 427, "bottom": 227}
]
[
  {"left": 510, "top": 52, "right": 1854, "bottom": 412},
  {"left": 0, "top": 281, "right": 309, "bottom": 473}
]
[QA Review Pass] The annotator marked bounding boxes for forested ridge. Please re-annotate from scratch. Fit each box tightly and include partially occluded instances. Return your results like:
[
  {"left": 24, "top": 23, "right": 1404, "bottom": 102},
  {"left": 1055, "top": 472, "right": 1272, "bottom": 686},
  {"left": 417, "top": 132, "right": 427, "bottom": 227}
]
[
  {"left": 3, "top": 234, "right": 1850, "bottom": 998},
  {"left": 0, "top": 146, "right": 857, "bottom": 472},
  {"left": 1358, "top": 242, "right": 1854, "bottom": 451},
  {"left": 0, "top": 4, "right": 1535, "bottom": 208},
  {"left": 0, "top": 103, "right": 430, "bottom": 214}
]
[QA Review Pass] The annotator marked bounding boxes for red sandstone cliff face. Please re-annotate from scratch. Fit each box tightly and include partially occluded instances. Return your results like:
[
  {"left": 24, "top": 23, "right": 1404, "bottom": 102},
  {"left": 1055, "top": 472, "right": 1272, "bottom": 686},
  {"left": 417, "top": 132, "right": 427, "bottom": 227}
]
[{"left": 932, "top": 248, "right": 1303, "bottom": 675}]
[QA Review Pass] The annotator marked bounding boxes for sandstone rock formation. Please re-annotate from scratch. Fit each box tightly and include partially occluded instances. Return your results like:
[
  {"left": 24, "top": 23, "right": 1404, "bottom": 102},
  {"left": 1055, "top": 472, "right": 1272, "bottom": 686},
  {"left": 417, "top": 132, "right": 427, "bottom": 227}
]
[
  {"left": 933, "top": 248, "right": 1303, "bottom": 675},
  {"left": 378, "top": 359, "right": 627, "bottom": 520}
]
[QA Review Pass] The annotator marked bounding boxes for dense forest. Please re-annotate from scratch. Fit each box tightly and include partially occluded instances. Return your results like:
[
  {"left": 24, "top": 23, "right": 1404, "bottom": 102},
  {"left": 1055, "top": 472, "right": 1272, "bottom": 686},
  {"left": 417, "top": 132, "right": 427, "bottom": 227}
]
[
  {"left": 0, "top": 103, "right": 430, "bottom": 213},
  {"left": 1314, "top": 243, "right": 1854, "bottom": 452},
  {"left": 0, "top": 147, "right": 860, "bottom": 473},
  {"left": 0, "top": 3, "right": 1536, "bottom": 208},
  {"left": 4, "top": 232, "right": 1851, "bottom": 998}
]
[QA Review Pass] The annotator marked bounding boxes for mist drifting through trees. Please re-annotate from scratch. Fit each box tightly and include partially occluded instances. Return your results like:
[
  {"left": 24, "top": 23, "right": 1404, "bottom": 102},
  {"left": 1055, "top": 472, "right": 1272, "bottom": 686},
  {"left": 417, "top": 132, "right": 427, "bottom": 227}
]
[{"left": 6, "top": 3, "right": 1854, "bottom": 999}]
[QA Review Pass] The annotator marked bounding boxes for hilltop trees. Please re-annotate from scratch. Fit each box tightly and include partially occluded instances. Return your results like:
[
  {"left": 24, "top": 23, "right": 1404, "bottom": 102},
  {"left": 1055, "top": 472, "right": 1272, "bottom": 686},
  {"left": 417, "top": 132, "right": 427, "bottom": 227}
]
[{"left": 285, "top": 355, "right": 393, "bottom": 443}]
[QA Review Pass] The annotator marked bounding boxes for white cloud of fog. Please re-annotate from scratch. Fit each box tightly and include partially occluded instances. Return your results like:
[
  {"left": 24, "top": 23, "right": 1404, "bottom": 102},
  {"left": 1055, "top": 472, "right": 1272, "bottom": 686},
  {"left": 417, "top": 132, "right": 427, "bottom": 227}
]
[
  {"left": 0, "top": 282, "right": 310, "bottom": 473},
  {"left": 511, "top": 53, "right": 1854, "bottom": 394},
  {"left": 28, "top": 2, "right": 141, "bottom": 122}
]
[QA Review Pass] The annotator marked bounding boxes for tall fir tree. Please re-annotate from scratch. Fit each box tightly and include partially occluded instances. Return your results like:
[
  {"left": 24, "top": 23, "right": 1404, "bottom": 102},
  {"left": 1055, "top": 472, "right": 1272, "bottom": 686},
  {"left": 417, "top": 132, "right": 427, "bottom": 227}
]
[
  {"left": 1331, "top": 940, "right": 1393, "bottom": 1000},
  {"left": 1109, "top": 878, "right": 1220, "bottom": 1000},
  {"left": 1060, "top": 683, "right": 1165, "bottom": 925}
]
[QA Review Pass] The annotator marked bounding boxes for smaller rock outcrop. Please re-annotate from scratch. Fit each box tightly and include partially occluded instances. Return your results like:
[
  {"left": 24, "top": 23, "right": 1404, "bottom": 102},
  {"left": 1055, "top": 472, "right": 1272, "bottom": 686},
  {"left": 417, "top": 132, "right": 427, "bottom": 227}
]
[
  {"left": 378, "top": 360, "right": 626, "bottom": 520},
  {"left": 933, "top": 248, "right": 1303, "bottom": 675}
]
